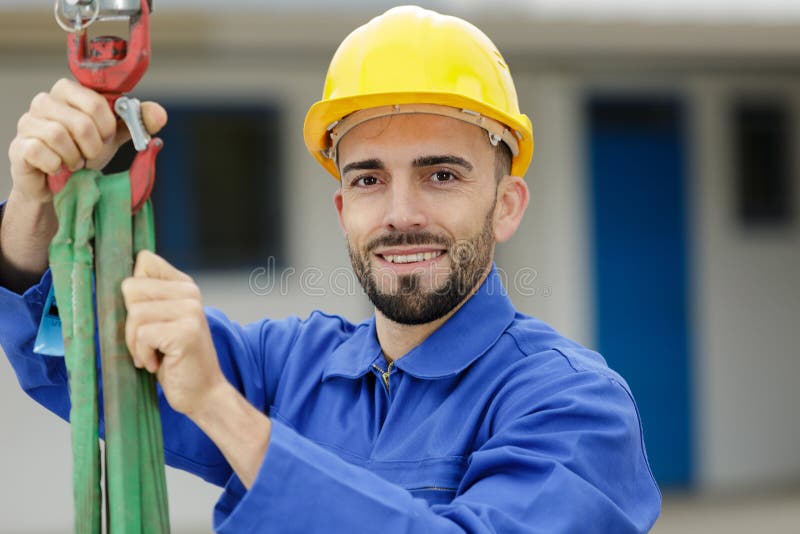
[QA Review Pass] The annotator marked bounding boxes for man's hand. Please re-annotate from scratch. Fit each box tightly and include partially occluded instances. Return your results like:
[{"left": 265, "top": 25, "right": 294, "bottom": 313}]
[
  {"left": 9, "top": 78, "right": 167, "bottom": 204},
  {"left": 122, "top": 250, "right": 226, "bottom": 418},
  {"left": 1, "top": 78, "right": 167, "bottom": 292},
  {"left": 122, "top": 250, "right": 272, "bottom": 488}
]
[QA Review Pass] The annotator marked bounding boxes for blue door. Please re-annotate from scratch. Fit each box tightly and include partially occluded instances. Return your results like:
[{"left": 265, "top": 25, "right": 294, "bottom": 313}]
[{"left": 587, "top": 96, "right": 692, "bottom": 487}]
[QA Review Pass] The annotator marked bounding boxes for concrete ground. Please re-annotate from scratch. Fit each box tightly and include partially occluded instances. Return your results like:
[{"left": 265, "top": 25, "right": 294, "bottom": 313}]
[{"left": 653, "top": 487, "right": 800, "bottom": 534}]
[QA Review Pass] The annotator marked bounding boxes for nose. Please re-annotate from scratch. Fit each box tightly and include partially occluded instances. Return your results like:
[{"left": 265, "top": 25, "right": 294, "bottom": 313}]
[{"left": 382, "top": 178, "right": 428, "bottom": 231}]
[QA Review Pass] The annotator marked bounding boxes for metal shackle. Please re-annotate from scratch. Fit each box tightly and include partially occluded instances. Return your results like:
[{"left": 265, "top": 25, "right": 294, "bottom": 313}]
[{"left": 55, "top": 0, "right": 153, "bottom": 31}]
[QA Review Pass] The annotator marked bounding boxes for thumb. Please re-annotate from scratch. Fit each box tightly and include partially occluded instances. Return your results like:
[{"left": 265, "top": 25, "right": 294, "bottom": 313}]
[
  {"left": 133, "top": 250, "right": 193, "bottom": 282},
  {"left": 109, "top": 101, "right": 168, "bottom": 149},
  {"left": 141, "top": 101, "right": 168, "bottom": 136}
]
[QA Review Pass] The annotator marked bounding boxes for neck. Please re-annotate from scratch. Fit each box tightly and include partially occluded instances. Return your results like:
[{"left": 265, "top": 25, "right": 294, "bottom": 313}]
[{"left": 375, "top": 265, "right": 492, "bottom": 361}]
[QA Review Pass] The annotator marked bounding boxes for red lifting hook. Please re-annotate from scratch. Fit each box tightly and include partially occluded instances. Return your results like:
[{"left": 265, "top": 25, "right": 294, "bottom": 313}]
[{"left": 47, "top": 0, "right": 159, "bottom": 214}]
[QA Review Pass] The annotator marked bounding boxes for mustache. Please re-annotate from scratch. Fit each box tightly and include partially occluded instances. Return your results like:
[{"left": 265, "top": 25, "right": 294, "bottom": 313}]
[{"left": 365, "top": 231, "right": 452, "bottom": 253}]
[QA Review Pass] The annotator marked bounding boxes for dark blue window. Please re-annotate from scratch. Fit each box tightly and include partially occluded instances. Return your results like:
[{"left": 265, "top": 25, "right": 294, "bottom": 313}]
[
  {"left": 105, "top": 102, "right": 284, "bottom": 271},
  {"left": 733, "top": 99, "right": 795, "bottom": 226}
]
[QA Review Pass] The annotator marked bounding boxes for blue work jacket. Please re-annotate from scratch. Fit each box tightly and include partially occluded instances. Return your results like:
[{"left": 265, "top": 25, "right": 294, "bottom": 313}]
[{"left": 0, "top": 262, "right": 661, "bottom": 533}]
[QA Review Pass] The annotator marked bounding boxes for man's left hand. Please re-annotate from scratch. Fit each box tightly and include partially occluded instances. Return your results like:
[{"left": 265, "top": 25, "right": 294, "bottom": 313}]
[{"left": 121, "top": 250, "right": 227, "bottom": 418}]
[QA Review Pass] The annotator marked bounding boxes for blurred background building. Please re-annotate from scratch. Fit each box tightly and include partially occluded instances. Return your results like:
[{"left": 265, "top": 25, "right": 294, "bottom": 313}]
[{"left": 1, "top": 1, "right": 798, "bottom": 532}]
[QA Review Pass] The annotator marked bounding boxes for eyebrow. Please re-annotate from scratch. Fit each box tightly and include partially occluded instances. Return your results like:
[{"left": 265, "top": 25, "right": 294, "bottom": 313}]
[
  {"left": 341, "top": 158, "right": 385, "bottom": 175},
  {"left": 413, "top": 155, "right": 473, "bottom": 171},
  {"left": 340, "top": 154, "right": 474, "bottom": 176}
]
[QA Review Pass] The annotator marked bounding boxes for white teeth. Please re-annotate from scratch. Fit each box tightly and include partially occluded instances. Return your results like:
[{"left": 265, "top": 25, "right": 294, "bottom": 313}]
[{"left": 383, "top": 251, "right": 443, "bottom": 264}]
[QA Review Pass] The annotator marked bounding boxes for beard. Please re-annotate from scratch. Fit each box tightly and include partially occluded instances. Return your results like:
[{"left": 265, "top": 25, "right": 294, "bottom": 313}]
[{"left": 347, "top": 206, "right": 495, "bottom": 325}]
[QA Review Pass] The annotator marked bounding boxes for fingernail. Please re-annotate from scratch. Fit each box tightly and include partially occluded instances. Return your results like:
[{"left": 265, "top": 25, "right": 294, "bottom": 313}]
[{"left": 70, "top": 159, "right": 86, "bottom": 171}]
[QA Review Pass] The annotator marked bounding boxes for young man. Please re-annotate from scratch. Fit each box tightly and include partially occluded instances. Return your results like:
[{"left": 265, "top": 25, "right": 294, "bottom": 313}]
[{"left": 0, "top": 6, "right": 660, "bottom": 532}]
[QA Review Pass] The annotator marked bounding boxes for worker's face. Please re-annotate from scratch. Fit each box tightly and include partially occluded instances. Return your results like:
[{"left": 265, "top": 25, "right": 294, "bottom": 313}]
[{"left": 334, "top": 113, "right": 509, "bottom": 325}]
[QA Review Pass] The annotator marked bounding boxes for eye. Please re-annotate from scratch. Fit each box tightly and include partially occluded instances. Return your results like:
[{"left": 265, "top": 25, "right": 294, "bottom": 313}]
[
  {"left": 431, "top": 170, "right": 457, "bottom": 183},
  {"left": 352, "top": 175, "right": 380, "bottom": 187}
]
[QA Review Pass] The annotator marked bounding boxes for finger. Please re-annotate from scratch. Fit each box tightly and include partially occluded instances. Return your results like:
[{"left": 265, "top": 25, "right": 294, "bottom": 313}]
[
  {"left": 132, "top": 322, "right": 170, "bottom": 373},
  {"left": 132, "top": 250, "right": 193, "bottom": 282},
  {"left": 125, "top": 298, "right": 203, "bottom": 352},
  {"left": 121, "top": 278, "right": 200, "bottom": 306},
  {"left": 127, "top": 298, "right": 203, "bottom": 324},
  {"left": 49, "top": 78, "right": 117, "bottom": 141},
  {"left": 141, "top": 102, "right": 168, "bottom": 136},
  {"left": 30, "top": 92, "right": 105, "bottom": 162},
  {"left": 14, "top": 137, "right": 64, "bottom": 177},
  {"left": 17, "top": 114, "right": 84, "bottom": 172}
]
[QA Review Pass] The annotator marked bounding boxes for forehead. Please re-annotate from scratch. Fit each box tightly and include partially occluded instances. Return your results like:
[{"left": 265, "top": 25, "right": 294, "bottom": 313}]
[{"left": 337, "top": 113, "right": 492, "bottom": 165}]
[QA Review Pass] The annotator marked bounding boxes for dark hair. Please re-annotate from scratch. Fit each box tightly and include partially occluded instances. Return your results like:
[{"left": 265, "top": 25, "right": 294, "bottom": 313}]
[{"left": 494, "top": 141, "right": 513, "bottom": 181}]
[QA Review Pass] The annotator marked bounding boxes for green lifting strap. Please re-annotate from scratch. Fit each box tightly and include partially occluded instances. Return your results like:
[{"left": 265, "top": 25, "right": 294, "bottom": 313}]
[{"left": 50, "top": 169, "right": 170, "bottom": 534}]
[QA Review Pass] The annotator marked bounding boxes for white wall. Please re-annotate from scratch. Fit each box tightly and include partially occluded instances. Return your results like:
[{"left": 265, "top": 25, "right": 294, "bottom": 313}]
[
  {"left": 498, "top": 73, "right": 593, "bottom": 346},
  {"left": 690, "top": 76, "right": 800, "bottom": 491}
]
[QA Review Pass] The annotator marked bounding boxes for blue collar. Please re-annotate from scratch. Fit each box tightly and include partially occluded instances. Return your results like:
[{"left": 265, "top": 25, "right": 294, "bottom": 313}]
[{"left": 322, "top": 265, "right": 516, "bottom": 381}]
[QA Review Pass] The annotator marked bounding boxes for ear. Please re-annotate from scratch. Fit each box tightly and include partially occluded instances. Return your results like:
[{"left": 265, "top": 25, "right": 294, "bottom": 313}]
[
  {"left": 493, "top": 175, "right": 529, "bottom": 243},
  {"left": 333, "top": 187, "right": 347, "bottom": 235}
]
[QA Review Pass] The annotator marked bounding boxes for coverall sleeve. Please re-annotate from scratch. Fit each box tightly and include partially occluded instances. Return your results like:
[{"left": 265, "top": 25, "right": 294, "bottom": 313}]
[
  {"left": 0, "top": 270, "right": 72, "bottom": 419},
  {"left": 212, "top": 368, "right": 661, "bottom": 533}
]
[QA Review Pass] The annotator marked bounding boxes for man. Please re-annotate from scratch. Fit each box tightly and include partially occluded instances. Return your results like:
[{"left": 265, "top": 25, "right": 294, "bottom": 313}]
[{"left": 0, "top": 6, "right": 660, "bottom": 533}]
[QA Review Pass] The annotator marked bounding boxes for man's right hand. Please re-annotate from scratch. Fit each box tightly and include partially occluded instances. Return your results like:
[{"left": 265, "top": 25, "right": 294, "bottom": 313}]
[
  {"left": 8, "top": 78, "right": 167, "bottom": 204},
  {"left": 1, "top": 78, "right": 167, "bottom": 293}
]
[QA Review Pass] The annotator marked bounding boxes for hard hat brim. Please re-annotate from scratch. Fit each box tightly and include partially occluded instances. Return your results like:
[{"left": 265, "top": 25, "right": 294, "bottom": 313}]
[{"left": 304, "top": 91, "right": 533, "bottom": 180}]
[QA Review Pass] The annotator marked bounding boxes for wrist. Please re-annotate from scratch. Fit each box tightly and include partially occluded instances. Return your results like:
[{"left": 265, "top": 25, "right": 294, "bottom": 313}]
[
  {"left": 186, "top": 376, "right": 236, "bottom": 425},
  {"left": 8, "top": 185, "right": 53, "bottom": 208},
  {"left": 0, "top": 188, "right": 57, "bottom": 292},
  {"left": 5, "top": 188, "right": 57, "bottom": 239},
  {"left": 185, "top": 378, "right": 272, "bottom": 489}
]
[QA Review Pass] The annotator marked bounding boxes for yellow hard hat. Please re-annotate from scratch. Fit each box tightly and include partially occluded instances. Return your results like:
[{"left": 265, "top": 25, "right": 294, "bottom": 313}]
[{"left": 303, "top": 5, "right": 534, "bottom": 180}]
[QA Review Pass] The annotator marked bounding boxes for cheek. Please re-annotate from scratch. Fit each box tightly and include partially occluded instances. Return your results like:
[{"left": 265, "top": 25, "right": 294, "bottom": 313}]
[
  {"left": 339, "top": 197, "right": 380, "bottom": 243},
  {"left": 437, "top": 197, "right": 494, "bottom": 237}
]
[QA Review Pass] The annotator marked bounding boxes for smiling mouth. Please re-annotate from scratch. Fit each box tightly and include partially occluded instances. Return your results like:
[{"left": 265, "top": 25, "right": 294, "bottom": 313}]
[{"left": 378, "top": 250, "right": 445, "bottom": 264}]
